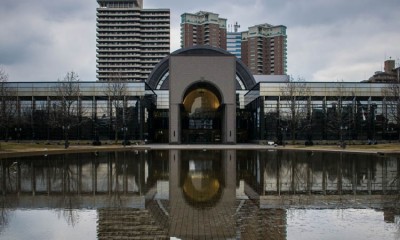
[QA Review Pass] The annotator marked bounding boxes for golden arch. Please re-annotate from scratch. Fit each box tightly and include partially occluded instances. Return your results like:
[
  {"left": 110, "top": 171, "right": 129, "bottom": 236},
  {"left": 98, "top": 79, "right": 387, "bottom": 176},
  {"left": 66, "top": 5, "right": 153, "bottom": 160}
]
[
  {"left": 181, "top": 82, "right": 223, "bottom": 143},
  {"left": 183, "top": 88, "right": 221, "bottom": 117}
]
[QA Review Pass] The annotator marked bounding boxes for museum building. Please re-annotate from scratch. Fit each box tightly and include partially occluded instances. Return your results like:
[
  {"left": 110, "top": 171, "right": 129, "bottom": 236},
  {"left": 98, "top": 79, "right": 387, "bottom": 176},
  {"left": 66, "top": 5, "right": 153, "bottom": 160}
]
[{"left": 1, "top": 46, "right": 397, "bottom": 144}]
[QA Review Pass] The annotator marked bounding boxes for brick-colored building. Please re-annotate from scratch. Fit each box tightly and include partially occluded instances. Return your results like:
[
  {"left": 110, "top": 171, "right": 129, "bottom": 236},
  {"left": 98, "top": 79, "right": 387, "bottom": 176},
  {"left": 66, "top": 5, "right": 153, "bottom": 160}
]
[
  {"left": 241, "top": 24, "right": 287, "bottom": 75},
  {"left": 180, "top": 11, "right": 227, "bottom": 50}
]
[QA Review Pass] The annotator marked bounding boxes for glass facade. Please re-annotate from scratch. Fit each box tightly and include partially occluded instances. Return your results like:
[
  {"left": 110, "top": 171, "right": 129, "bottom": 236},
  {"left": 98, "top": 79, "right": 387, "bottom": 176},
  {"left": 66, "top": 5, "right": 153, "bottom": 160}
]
[
  {"left": 243, "top": 82, "right": 399, "bottom": 143},
  {"left": 1, "top": 81, "right": 398, "bottom": 143},
  {"left": 227, "top": 32, "right": 242, "bottom": 59},
  {"left": 0, "top": 82, "right": 154, "bottom": 143}
]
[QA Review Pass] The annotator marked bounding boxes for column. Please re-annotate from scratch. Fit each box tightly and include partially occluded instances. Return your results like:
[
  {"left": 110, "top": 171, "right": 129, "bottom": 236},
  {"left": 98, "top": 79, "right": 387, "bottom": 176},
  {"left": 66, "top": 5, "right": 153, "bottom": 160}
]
[
  {"left": 169, "top": 149, "right": 181, "bottom": 236},
  {"left": 47, "top": 96, "right": 51, "bottom": 141},
  {"left": 1, "top": 161, "right": 5, "bottom": 196},
  {"left": 259, "top": 98, "right": 266, "bottom": 141},
  {"left": 169, "top": 104, "right": 180, "bottom": 144},
  {"left": 92, "top": 96, "right": 97, "bottom": 140},
  {"left": 307, "top": 158, "right": 312, "bottom": 195},
  {"left": 78, "top": 156, "right": 82, "bottom": 195},
  {"left": 224, "top": 103, "right": 236, "bottom": 143},
  {"left": 277, "top": 151, "right": 281, "bottom": 195},
  {"left": 323, "top": 96, "right": 327, "bottom": 140},
  {"left": 397, "top": 158, "right": 400, "bottom": 193},
  {"left": 338, "top": 153, "right": 343, "bottom": 195},
  {"left": 322, "top": 156, "right": 327, "bottom": 195},
  {"left": 123, "top": 152, "right": 128, "bottom": 195},
  {"left": 108, "top": 154, "right": 112, "bottom": 195},
  {"left": 367, "top": 157, "right": 372, "bottom": 195},
  {"left": 139, "top": 97, "right": 145, "bottom": 140},
  {"left": 17, "top": 161, "right": 21, "bottom": 195},
  {"left": 47, "top": 161, "right": 51, "bottom": 195},
  {"left": 31, "top": 96, "right": 36, "bottom": 140},
  {"left": 382, "top": 158, "right": 387, "bottom": 194},
  {"left": 31, "top": 161, "right": 36, "bottom": 196},
  {"left": 92, "top": 156, "right": 97, "bottom": 195},
  {"left": 352, "top": 159, "right": 357, "bottom": 195}
]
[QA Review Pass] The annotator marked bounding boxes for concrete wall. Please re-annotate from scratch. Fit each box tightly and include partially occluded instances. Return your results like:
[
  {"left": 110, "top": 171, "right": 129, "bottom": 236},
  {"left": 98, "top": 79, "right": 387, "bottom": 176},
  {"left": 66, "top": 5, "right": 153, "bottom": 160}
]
[{"left": 169, "top": 55, "right": 237, "bottom": 144}]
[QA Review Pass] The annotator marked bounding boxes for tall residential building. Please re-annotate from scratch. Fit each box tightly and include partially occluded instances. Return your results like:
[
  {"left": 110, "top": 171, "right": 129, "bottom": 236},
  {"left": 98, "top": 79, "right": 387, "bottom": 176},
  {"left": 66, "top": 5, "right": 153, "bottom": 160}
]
[
  {"left": 227, "top": 22, "right": 242, "bottom": 59},
  {"left": 96, "top": 0, "right": 170, "bottom": 81},
  {"left": 241, "top": 23, "right": 287, "bottom": 75},
  {"left": 180, "top": 11, "right": 227, "bottom": 49}
]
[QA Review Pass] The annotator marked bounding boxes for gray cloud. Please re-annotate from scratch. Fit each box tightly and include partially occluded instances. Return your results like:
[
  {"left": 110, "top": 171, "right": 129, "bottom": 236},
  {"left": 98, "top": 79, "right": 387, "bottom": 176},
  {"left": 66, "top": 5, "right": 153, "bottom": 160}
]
[
  {"left": 1, "top": 0, "right": 400, "bottom": 82},
  {"left": 0, "top": 0, "right": 96, "bottom": 81}
]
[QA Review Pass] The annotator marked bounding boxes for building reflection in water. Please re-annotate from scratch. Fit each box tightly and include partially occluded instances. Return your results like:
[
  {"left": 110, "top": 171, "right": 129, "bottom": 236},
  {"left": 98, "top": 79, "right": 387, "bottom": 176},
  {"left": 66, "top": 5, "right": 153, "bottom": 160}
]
[
  {"left": 169, "top": 150, "right": 237, "bottom": 238},
  {"left": 0, "top": 150, "right": 399, "bottom": 239}
]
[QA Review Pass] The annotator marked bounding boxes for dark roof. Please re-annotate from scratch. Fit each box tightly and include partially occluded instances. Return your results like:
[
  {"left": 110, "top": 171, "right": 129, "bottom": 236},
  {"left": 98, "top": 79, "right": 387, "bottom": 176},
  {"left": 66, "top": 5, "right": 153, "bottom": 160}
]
[{"left": 146, "top": 45, "right": 256, "bottom": 90}]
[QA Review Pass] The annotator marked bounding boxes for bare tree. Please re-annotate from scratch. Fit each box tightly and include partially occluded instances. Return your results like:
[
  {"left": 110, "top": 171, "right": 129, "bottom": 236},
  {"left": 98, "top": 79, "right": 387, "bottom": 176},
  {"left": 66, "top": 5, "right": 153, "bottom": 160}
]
[
  {"left": 0, "top": 67, "right": 17, "bottom": 144},
  {"left": 326, "top": 82, "right": 354, "bottom": 147},
  {"left": 49, "top": 71, "right": 81, "bottom": 148},
  {"left": 103, "top": 73, "right": 129, "bottom": 144},
  {"left": 279, "top": 77, "right": 310, "bottom": 144},
  {"left": 382, "top": 81, "right": 400, "bottom": 141}
]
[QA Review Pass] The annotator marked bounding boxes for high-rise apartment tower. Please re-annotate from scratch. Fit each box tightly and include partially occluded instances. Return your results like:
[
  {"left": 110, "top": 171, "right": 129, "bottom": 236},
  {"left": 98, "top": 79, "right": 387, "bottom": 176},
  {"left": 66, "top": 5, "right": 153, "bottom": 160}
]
[
  {"left": 96, "top": 0, "right": 170, "bottom": 81},
  {"left": 241, "top": 23, "right": 287, "bottom": 75},
  {"left": 180, "top": 11, "right": 227, "bottom": 49}
]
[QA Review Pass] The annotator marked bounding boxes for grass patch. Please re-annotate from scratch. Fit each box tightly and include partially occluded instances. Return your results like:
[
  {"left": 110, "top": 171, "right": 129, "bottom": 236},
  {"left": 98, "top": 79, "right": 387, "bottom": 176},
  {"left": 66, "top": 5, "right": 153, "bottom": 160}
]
[{"left": 0, "top": 142, "right": 63, "bottom": 152}]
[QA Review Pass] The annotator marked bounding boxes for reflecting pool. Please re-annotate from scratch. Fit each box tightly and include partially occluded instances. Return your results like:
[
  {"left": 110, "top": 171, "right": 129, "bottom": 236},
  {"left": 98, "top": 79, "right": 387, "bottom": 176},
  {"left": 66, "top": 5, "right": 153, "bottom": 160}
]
[{"left": 1, "top": 150, "right": 399, "bottom": 239}]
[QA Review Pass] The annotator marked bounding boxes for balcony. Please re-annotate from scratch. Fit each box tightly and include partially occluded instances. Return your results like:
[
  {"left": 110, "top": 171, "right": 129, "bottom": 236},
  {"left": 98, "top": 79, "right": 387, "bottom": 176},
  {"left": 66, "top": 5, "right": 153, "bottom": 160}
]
[
  {"left": 96, "top": 53, "right": 141, "bottom": 58},
  {"left": 96, "top": 23, "right": 140, "bottom": 27},
  {"left": 97, "top": 33, "right": 141, "bottom": 37},
  {"left": 97, "top": 38, "right": 141, "bottom": 43},
  {"left": 96, "top": 43, "right": 141, "bottom": 48},
  {"left": 97, "top": 49, "right": 141, "bottom": 53}
]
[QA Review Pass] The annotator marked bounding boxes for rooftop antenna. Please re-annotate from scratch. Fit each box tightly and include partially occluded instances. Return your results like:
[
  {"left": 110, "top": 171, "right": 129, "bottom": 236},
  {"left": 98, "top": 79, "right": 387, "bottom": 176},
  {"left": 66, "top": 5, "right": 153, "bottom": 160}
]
[{"left": 234, "top": 22, "right": 241, "bottom": 33}]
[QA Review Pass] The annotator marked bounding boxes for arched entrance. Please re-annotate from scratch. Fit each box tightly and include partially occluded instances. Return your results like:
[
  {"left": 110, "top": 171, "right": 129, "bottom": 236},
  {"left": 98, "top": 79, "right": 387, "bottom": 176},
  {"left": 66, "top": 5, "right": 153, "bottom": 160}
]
[
  {"left": 181, "top": 83, "right": 223, "bottom": 143},
  {"left": 164, "top": 47, "right": 239, "bottom": 144}
]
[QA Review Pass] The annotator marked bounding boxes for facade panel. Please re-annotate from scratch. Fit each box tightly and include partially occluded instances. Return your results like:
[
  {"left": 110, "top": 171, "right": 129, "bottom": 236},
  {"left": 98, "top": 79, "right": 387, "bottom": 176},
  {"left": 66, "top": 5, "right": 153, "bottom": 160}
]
[
  {"left": 227, "top": 32, "right": 242, "bottom": 59},
  {"left": 96, "top": 0, "right": 170, "bottom": 82}
]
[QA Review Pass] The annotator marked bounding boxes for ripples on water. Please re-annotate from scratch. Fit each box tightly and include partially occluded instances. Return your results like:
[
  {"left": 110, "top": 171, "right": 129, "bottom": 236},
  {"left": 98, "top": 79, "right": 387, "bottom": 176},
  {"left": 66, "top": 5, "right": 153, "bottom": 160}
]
[{"left": 287, "top": 209, "right": 400, "bottom": 240}]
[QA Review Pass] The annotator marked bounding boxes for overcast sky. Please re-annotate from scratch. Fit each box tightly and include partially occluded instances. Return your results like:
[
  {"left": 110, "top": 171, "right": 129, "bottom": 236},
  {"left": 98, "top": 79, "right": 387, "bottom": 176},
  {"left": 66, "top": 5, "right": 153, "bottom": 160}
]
[{"left": 1, "top": 0, "right": 399, "bottom": 82}]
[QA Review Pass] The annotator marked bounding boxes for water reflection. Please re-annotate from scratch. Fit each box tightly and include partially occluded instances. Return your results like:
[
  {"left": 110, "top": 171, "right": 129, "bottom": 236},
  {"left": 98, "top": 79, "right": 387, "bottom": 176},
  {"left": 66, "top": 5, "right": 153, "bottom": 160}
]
[
  {"left": 0, "top": 150, "right": 399, "bottom": 239},
  {"left": 169, "top": 150, "right": 236, "bottom": 238}
]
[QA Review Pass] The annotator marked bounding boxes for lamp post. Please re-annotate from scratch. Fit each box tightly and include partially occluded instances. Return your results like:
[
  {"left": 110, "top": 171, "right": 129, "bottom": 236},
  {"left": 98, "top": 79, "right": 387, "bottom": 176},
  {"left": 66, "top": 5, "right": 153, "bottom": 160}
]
[
  {"left": 281, "top": 126, "right": 287, "bottom": 147},
  {"left": 14, "top": 128, "right": 22, "bottom": 143},
  {"left": 62, "top": 125, "right": 70, "bottom": 149},
  {"left": 92, "top": 119, "right": 101, "bottom": 146}
]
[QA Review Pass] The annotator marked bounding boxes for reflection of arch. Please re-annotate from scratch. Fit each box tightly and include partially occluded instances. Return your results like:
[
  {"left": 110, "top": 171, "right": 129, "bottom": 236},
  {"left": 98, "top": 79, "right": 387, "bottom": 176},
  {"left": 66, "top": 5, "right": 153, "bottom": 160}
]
[
  {"left": 182, "top": 172, "right": 222, "bottom": 206},
  {"left": 147, "top": 45, "right": 256, "bottom": 90},
  {"left": 180, "top": 151, "right": 224, "bottom": 208}
]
